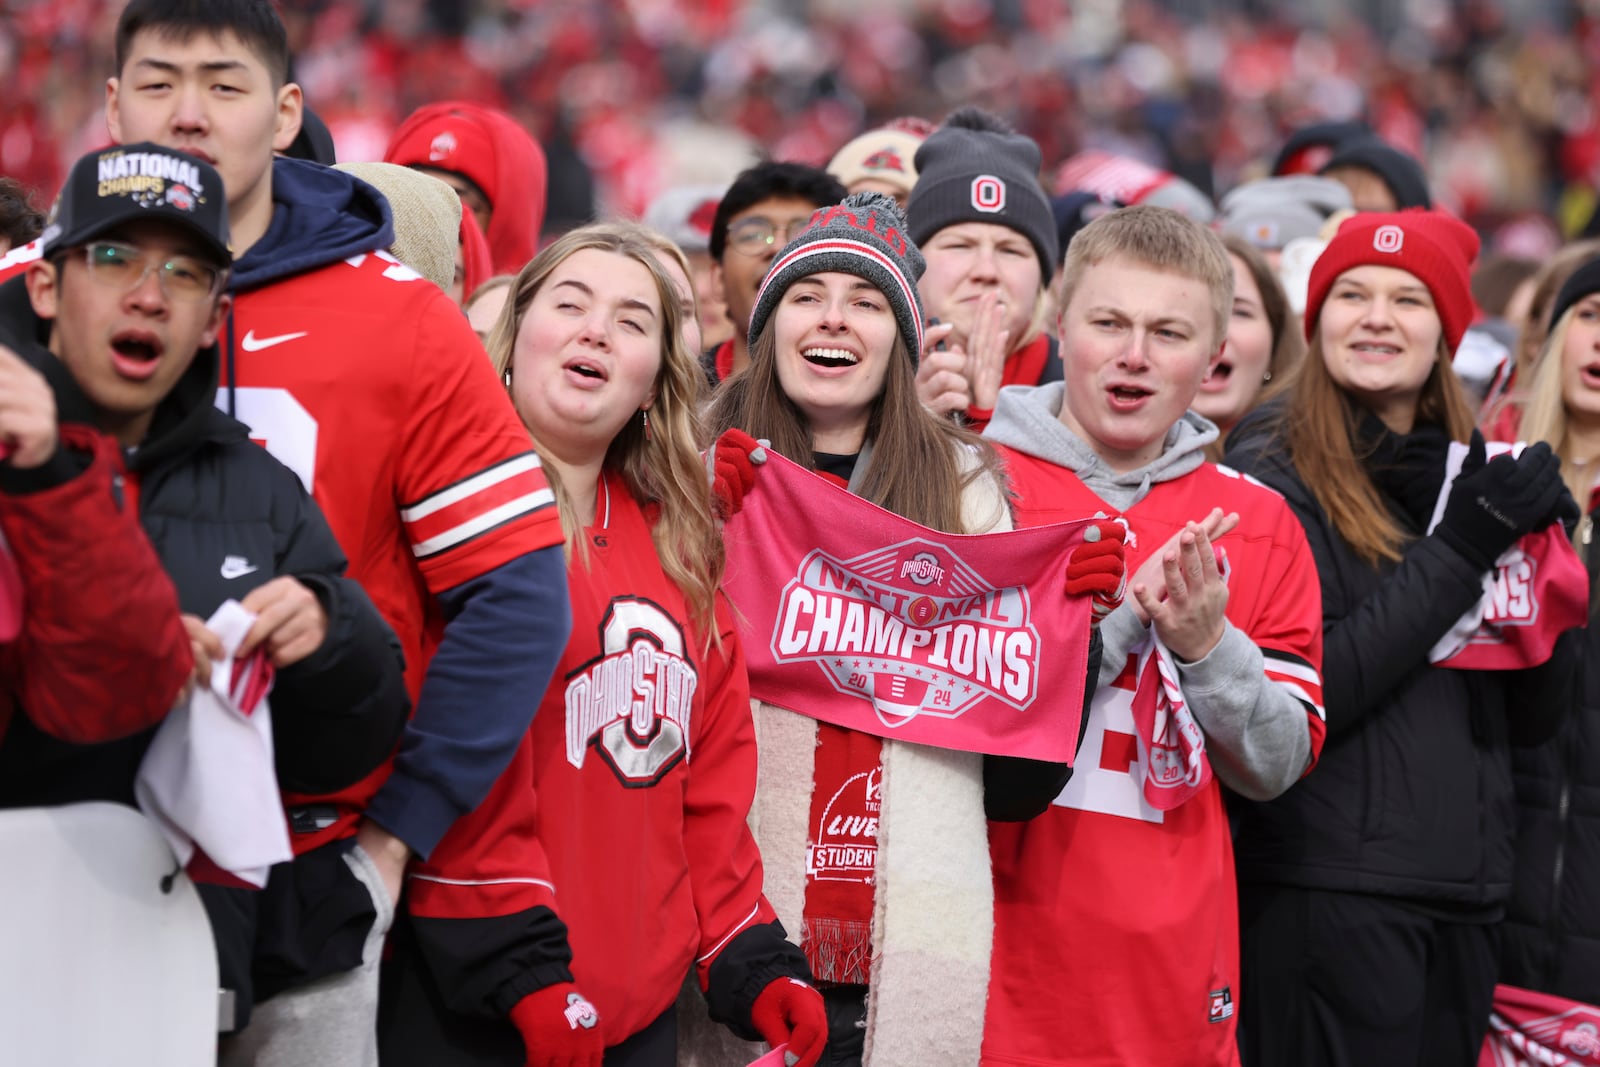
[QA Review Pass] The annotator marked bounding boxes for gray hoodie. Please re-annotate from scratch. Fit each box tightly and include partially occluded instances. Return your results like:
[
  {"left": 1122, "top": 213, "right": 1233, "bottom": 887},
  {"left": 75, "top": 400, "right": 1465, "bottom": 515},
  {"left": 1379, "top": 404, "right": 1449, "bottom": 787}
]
[{"left": 985, "top": 381, "right": 1311, "bottom": 801}]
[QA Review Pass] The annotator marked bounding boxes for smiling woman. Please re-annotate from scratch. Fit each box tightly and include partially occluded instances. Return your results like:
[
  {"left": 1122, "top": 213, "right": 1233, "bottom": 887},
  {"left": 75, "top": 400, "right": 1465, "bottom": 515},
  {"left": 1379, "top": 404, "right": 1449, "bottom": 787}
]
[
  {"left": 1222, "top": 212, "right": 1584, "bottom": 1066},
  {"left": 698, "top": 193, "right": 1092, "bottom": 1067}
]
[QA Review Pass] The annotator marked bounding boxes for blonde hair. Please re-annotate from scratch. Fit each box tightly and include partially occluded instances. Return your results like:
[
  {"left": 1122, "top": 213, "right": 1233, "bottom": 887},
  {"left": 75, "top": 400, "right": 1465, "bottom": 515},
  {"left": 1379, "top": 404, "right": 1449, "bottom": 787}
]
[
  {"left": 1054, "top": 205, "right": 1234, "bottom": 350},
  {"left": 1518, "top": 305, "right": 1600, "bottom": 509},
  {"left": 486, "top": 222, "right": 721, "bottom": 634},
  {"left": 464, "top": 273, "right": 516, "bottom": 315}
]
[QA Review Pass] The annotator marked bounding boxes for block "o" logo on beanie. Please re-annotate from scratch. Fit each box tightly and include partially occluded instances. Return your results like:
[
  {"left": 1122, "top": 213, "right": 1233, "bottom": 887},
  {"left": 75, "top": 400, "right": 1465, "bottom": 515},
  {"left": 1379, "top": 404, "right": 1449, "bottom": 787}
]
[
  {"left": 1373, "top": 224, "right": 1405, "bottom": 254},
  {"left": 972, "top": 176, "right": 1007, "bottom": 213}
]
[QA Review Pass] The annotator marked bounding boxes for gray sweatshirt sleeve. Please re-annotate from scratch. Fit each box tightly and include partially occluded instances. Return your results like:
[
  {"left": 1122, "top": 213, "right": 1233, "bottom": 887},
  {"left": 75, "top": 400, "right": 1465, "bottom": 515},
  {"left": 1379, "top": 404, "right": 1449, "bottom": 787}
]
[
  {"left": 1095, "top": 602, "right": 1148, "bottom": 686},
  {"left": 1175, "top": 620, "right": 1311, "bottom": 801}
]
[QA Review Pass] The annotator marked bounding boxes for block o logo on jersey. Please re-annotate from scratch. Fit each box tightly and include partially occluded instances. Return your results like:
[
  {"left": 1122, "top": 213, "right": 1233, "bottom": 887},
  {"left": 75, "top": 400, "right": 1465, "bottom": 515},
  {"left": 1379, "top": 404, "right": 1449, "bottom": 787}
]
[
  {"left": 971, "top": 176, "right": 1007, "bottom": 213},
  {"left": 565, "top": 597, "right": 700, "bottom": 787},
  {"left": 1373, "top": 224, "right": 1404, "bottom": 254}
]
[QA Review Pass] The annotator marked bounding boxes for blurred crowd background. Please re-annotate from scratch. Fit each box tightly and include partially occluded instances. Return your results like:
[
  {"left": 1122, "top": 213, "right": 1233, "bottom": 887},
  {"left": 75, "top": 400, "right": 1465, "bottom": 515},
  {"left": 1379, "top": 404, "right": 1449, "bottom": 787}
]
[{"left": 6, "top": 0, "right": 1600, "bottom": 257}]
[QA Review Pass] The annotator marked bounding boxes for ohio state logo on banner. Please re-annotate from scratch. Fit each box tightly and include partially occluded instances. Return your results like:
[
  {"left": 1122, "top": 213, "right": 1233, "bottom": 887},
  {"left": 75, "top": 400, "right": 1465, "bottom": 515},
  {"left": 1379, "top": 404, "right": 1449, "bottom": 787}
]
[
  {"left": 971, "top": 175, "right": 1007, "bottom": 213},
  {"left": 721, "top": 451, "right": 1097, "bottom": 763},
  {"left": 772, "top": 536, "right": 1040, "bottom": 730}
]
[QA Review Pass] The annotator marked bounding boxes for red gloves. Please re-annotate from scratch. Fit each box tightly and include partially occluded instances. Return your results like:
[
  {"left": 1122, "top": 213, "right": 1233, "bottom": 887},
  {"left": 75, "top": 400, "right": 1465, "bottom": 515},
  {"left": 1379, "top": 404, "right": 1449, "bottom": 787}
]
[
  {"left": 708, "top": 428, "right": 769, "bottom": 519},
  {"left": 510, "top": 982, "right": 604, "bottom": 1067},
  {"left": 1066, "top": 523, "right": 1127, "bottom": 626},
  {"left": 750, "top": 977, "right": 828, "bottom": 1067}
]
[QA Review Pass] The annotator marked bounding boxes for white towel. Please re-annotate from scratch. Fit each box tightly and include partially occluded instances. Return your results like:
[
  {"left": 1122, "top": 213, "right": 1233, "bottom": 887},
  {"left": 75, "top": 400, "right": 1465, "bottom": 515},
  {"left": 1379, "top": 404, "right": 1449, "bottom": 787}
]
[{"left": 135, "top": 600, "right": 291, "bottom": 888}]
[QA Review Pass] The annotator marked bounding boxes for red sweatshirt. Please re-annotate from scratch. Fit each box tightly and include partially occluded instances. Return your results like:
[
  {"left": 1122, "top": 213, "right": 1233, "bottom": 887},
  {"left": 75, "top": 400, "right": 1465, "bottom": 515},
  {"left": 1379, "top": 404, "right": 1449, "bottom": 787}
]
[{"left": 983, "top": 453, "right": 1325, "bottom": 1067}]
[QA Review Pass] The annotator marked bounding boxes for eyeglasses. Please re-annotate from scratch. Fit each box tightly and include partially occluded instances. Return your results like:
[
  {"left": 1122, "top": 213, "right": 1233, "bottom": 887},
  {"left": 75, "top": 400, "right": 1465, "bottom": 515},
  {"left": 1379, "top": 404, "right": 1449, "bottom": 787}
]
[
  {"left": 82, "top": 240, "right": 224, "bottom": 303},
  {"left": 727, "top": 215, "right": 814, "bottom": 256}
]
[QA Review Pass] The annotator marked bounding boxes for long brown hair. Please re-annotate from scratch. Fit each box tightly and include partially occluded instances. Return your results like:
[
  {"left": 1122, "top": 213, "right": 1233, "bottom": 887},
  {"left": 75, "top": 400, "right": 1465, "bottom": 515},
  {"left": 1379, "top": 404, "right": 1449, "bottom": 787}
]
[
  {"left": 487, "top": 222, "right": 722, "bottom": 634},
  {"left": 707, "top": 320, "right": 1002, "bottom": 535},
  {"left": 1273, "top": 331, "right": 1477, "bottom": 566}
]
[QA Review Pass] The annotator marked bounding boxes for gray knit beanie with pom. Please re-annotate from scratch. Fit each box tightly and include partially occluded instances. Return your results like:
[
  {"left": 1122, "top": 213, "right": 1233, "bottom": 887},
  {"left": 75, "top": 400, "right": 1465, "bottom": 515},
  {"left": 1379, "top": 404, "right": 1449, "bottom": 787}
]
[{"left": 748, "top": 191, "right": 928, "bottom": 364}]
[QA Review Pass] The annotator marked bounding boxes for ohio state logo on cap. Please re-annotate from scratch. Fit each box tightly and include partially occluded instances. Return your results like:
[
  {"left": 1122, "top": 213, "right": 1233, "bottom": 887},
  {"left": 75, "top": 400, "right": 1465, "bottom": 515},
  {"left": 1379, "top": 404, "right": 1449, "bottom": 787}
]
[
  {"left": 971, "top": 175, "right": 1007, "bottom": 213},
  {"left": 428, "top": 131, "right": 457, "bottom": 162},
  {"left": 1373, "top": 224, "right": 1404, "bottom": 253}
]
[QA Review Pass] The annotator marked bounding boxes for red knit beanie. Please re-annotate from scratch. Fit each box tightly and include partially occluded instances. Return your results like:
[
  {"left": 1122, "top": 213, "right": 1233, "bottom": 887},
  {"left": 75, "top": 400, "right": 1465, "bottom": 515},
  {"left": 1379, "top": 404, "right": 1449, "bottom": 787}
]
[{"left": 1303, "top": 210, "right": 1481, "bottom": 352}]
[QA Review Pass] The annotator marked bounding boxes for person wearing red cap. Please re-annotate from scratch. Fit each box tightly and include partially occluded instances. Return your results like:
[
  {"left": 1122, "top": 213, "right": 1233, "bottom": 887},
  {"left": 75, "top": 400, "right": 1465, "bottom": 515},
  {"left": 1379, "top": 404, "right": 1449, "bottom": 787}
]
[
  {"left": 1224, "top": 211, "right": 1584, "bottom": 1066},
  {"left": 385, "top": 101, "right": 549, "bottom": 276}
]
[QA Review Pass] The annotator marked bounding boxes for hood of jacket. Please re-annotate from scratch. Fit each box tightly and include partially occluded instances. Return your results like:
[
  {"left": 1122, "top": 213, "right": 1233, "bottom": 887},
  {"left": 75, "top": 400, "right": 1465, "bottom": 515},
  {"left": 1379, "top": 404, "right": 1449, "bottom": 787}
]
[
  {"left": 984, "top": 381, "right": 1217, "bottom": 510},
  {"left": 229, "top": 157, "right": 394, "bottom": 292},
  {"left": 0, "top": 275, "right": 245, "bottom": 473}
]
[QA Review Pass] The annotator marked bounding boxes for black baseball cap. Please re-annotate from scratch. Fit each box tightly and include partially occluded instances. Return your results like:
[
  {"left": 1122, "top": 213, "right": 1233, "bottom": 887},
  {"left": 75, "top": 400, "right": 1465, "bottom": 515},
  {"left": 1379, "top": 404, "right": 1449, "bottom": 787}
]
[{"left": 41, "top": 142, "right": 231, "bottom": 265}]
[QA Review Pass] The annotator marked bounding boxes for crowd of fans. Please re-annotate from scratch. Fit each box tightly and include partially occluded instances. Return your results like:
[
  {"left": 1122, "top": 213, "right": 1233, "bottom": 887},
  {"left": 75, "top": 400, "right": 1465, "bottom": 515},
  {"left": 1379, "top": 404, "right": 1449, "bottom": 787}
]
[
  {"left": 7, "top": 0, "right": 1600, "bottom": 243},
  {"left": 6, "top": 1, "right": 1600, "bottom": 1067}
]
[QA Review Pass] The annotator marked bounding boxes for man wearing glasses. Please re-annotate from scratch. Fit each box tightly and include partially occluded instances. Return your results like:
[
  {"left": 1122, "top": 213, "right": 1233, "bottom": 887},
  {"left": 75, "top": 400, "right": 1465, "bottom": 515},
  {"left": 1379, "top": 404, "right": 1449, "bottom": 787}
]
[
  {"left": 703, "top": 162, "right": 845, "bottom": 387},
  {"left": 0, "top": 142, "right": 408, "bottom": 1040}
]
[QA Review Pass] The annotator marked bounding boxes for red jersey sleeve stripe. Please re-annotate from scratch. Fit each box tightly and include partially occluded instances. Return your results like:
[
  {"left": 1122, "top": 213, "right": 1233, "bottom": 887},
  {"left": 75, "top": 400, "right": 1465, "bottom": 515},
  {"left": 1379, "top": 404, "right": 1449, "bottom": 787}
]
[
  {"left": 401, "top": 452, "right": 545, "bottom": 520},
  {"left": 409, "top": 489, "right": 556, "bottom": 559},
  {"left": 402, "top": 454, "right": 557, "bottom": 559},
  {"left": 405, "top": 470, "right": 551, "bottom": 549}
]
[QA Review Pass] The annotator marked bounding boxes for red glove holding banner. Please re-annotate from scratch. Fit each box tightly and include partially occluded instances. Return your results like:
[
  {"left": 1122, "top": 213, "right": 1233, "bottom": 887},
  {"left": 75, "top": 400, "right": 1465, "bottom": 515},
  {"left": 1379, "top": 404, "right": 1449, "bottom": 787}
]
[
  {"left": 510, "top": 982, "right": 604, "bottom": 1067},
  {"left": 1065, "top": 523, "right": 1127, "bottom": 625},
  {"left": 708, "top": 428, "right": 769, "bottom": 519},
  {"left": 750, "top": 977, "right": 828, "bottom": 1067}
]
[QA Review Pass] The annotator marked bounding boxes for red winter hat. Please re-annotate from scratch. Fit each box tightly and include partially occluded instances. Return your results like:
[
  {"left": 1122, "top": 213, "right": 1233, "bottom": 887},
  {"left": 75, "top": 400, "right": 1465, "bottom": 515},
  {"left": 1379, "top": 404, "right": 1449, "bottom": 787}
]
[
  {"left": 385, "top": 102, "right": 548, "bottom": 275},
  {"left": 1303, "top": 210, "right": 1481, "bottom": 352}
]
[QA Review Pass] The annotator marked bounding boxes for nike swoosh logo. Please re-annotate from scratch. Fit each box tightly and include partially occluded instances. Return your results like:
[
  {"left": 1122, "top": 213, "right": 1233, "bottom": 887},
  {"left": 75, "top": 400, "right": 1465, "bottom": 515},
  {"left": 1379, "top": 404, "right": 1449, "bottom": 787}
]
[
  {"left": 220, "top": 557, "right": 259, "bottom": 580},
  {"left": 240, "top": 329, "right": 308, "bottom": 352}
]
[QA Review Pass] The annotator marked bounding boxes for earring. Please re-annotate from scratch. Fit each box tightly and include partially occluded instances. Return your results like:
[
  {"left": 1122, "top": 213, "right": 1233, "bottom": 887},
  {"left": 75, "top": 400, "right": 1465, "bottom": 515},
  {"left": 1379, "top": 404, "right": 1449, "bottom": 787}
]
[
  {"left": 1262, "top": 371, "right": 1273, "bottom": 383},
  {"left": 641, "top": 408, "right": 652, "bottom": 442},
  {"left": 503, "top": 366, "right": 513, "bottom": 388}
]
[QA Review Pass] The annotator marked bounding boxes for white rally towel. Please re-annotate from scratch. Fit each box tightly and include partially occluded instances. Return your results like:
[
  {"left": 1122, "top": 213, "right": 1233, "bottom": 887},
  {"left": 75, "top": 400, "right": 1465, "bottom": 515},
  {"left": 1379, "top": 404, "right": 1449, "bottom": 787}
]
[{"left": 135, "top": 600, "right": 291, "bottom": 888}]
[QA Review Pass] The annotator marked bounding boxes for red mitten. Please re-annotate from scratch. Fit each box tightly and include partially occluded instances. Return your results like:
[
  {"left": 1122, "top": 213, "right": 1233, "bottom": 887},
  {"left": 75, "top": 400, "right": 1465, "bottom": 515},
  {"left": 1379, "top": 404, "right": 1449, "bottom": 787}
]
[
  {"left": 750, "top": 977, "right": 828, "bottom": 1067},
  {"left": 509, "top": 982, "right": 604, "bottom": 1067},
  {"left": 1065, "top": 524, "right": 1127, "bottom": 626},
  {"left": 708, "top": 428, "right": 769, "bottom": 519}
]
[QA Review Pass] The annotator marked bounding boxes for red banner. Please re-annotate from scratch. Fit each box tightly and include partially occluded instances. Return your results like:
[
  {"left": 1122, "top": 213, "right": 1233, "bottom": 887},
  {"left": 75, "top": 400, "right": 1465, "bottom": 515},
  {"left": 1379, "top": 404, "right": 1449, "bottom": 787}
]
[
  {"left": 721, "top": 451, "right": 1095, "bottom": 764},
  {"left": 1481, "top": 984, "right": 1600, "bottom": 1066}
]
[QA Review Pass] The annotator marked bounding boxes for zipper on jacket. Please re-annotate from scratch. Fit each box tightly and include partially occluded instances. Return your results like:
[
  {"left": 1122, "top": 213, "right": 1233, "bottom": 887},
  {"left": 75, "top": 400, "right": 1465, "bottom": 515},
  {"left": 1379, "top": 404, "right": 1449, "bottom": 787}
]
[{"left": 1542, "top": 712, "right": 1580, "bottom": 989}]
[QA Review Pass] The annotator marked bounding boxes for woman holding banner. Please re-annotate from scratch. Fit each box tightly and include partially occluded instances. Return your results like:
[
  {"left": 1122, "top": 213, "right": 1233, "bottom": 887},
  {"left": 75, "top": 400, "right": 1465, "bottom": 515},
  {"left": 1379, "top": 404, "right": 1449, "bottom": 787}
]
[
  {"left": 1224, "top": 211, "right": 1585, "bottom": 1066},
  {"left": 700, "top": 192, "right": 1119, "bottom": 1067},
  {"left": 379, "top": 222, "right": 828, "bottom": 1067}
]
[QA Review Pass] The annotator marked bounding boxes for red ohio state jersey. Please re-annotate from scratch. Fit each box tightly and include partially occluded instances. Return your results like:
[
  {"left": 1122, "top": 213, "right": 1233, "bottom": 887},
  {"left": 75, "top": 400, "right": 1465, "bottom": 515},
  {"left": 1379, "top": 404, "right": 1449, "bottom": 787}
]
[
  {"left": 982, "top": 451, "right": 1325, "bottom": 1067},
  {"left": 226, "top": 252, "right": 560, "bottom": 844},
  {"left": 408, "top": 471, "right": 778, "bottom": 1046}
]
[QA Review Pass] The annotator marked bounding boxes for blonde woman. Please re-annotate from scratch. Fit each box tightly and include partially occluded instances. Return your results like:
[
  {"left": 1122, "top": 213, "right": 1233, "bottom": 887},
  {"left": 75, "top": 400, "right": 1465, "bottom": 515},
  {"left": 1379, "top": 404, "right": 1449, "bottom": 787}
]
[
  {"left": 1497, "top": 253, "right": 1600, "bottom": 1011},
  {"left": 381, "top": 223, "right": 827, "bottom": 1067}
]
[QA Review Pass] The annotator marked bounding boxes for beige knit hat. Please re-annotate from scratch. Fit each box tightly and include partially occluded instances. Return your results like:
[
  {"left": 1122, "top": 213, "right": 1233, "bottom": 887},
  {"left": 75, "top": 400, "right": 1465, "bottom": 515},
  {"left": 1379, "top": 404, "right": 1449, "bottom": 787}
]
[
  {"left": 827, "top": 128, "right": 926, "bottom": 200},
  {"left": 333, "top": 161, "right": 460, "bottom": 291}
]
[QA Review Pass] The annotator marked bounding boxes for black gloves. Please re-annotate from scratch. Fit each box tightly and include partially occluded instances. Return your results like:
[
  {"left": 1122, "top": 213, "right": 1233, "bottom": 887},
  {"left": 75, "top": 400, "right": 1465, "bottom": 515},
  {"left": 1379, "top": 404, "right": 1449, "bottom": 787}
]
[{"left": 1434, "top": 431, "right": 1574, "bottom": 571}]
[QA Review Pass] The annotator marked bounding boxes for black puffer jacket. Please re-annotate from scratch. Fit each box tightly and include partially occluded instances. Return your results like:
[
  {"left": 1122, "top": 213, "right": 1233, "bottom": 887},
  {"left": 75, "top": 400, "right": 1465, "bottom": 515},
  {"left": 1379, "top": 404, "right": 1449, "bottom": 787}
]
[
  {"left": 1501, "top": 507, "right": 1600, "bottom": 1001},
  {"left": 0, "top": 276, "right": 408, "bottom": 808},
  {"left": 1224, "top": 413, "right": 1579, "bottom": 910}
]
